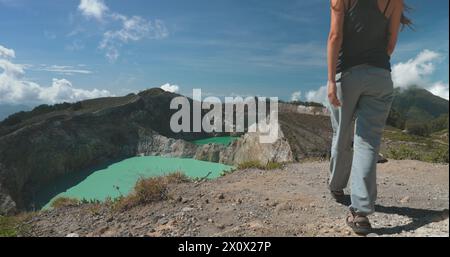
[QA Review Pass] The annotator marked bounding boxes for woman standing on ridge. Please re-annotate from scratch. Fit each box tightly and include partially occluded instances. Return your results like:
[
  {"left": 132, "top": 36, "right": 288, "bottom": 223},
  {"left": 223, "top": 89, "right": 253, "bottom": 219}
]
[{"left": 326, "top": 0, "right": 412, "bottom": 235}]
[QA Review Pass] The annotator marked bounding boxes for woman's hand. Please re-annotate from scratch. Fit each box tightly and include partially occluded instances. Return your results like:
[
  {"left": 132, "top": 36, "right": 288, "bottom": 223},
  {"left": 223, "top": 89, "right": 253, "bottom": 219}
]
[{"left": 328, "top": 81, "right": 341, "bottom": 108}]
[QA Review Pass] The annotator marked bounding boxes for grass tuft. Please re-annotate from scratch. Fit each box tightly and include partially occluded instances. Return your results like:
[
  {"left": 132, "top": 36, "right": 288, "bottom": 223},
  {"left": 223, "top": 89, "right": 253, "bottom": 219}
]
[
  {"left": 114, "top": 172, "right": 190, "bottom": 211},
  {"left": 50, "top": 197, "right": 80, "bottom": 209},
  {"left": 0, "top": 213, "right": 34, "bottom": 237},
  {"left": 238, "top": 161, "right": 283, "bottom": 170}
]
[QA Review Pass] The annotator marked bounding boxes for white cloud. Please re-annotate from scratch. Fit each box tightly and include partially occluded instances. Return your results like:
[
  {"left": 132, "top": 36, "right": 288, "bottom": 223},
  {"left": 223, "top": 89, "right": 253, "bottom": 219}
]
[
  {"left": 36, "top": 65, "right": 93, "bottom": 75},
  {"left": 100, "top": 16, "right": 168, "bottom": 62},
  {"left": 0, "top": 44, "right": 111, "bottom": 104},
  {"left": 392, "top": 49, "right": 449, "bottom": 99},
  {"left": 290, "top": 91, "right": 302, "bottom": 102},
  {"left": 77, "top": 0, "right": 168, "bottom": 62},
  {"left": 392, "top": 49, "right": 441, "bottom": 89},
  {"left": 39, "top": 78, "right": 111, "bottom": 103},
  {"left": 428, "top": 81, "right": 449, "bottom": 100},
  {"left": 78, "top": 0, "right": 108, "bottom": 21},
  {"left": 0, "top": 59, "right": 24, "bottom": 77},
  {"left": 305, "top": 85, "right": 327, "bottom": 104},
  {"left": 0, "top": 45, "right": 15, "bottom": 59},
  {"left": 160, "top": 83, "right": 179, "bottom": 93}
]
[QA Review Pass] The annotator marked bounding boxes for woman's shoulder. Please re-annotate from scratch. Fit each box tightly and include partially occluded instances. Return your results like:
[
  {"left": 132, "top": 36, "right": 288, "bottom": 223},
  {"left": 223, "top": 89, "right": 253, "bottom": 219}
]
[
  {"left": 330, "top": 0, "right": 346, "bottom": 12},
  {"left": 331, "top": 0, "right": 359, "bottom": 13},
  {"left": 384, "top": 0, "right": 404, "bottom": 18},
  {"left": 388, "top": 0, "right": 404, "bottom": 10}
]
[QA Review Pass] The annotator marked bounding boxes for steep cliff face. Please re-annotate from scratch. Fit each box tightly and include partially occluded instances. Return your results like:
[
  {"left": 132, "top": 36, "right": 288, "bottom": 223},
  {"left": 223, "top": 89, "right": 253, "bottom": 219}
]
[
  {"left": 137, "top": 134, "right": 198, "bottom": 158},
  {"left": 193, "top": 125, "right": 294, "bottom": 166},
  {"left": 0, "top": 185, "right": 16, "bottom": 215},
  {"left": 278, "top": 112, "right": 332, "bottom": 161},
  {"left": 219, "top": 123, "right": 294, "bottom": 165},
  {"left": 194, "top": 144, "right": 227, "bottom": 163}
]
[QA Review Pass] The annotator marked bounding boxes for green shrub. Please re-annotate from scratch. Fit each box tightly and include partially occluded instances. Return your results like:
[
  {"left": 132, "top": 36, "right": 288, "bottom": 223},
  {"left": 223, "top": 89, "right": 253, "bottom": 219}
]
[
  {"left": 165, "top": 172, "right": 191, "bottom": 184},
  {"left": 0, "top": 214, "right": 33, "bottom": 237},
  {"left": 0, "top": 216, "right": 20, "bottom": 237},
  {"left": 387, "top": 108, "right": 406, "bottom": 129},
  {"left": 115, "top": 172, "right": 189, "bottom": 211},
  {"left": 238, "top": 161, "right": 283, "bottom": 170},
  {"left": 220, "top": 168, "right": 237, "bottom": 177},
  {"left": 238, "top": 160, "right": 261, "bottom": 170},
  {"left": 265, "top": 162, "right": 283, "bottom": 170},
  {"left": 72, "top": 102, "right": 83, "bottom": 111},
  {"left": 387, "top": 145, "right": 421, "bottom": 161},
  {"left": 406, "top": 122, "right": 430, "bottom": 137},
  {"left": 50, "top": 197, "right": 80, "bottom": 209},
  {"left": 80, "top": 198, "right": 102, "bottom": 205},
  {"left": 428, "top": 147, "right": 449, "bottom": 164},
  {"left": 430, "top": 115, "right": 449, "bottom": 133},
  {"left": 385, "top": 144, "right": 449, "bottom": 164}
]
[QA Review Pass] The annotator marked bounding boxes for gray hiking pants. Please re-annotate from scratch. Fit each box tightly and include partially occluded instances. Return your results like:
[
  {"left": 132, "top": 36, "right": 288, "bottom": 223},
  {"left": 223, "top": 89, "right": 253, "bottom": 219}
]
[{"left": 327, "top": 64, "right": 394, "bottom": 215}]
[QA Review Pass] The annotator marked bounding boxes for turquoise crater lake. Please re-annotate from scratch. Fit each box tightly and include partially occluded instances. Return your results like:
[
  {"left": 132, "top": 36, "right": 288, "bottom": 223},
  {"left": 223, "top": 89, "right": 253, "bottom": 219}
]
[
  {"left": 191, "top": 136, "right": 240, "bottom": 146},
  {"left": 40, "top": 156, "right": 234, "bottom": 209}
]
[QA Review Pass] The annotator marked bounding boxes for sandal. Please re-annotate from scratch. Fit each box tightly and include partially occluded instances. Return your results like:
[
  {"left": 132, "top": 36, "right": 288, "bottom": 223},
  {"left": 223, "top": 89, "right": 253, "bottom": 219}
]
[
  {"left": 330, "top": 190, "right": 345, "bottom": 201},
  {"left": 346, "top": 210, "right": 372, "bottom": 235}
]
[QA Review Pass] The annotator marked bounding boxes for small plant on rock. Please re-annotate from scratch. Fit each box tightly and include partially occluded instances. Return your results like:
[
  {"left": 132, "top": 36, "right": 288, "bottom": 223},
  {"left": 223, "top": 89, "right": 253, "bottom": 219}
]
[{"left": 50, "top": 197, "right": 80, "bottom": 209}]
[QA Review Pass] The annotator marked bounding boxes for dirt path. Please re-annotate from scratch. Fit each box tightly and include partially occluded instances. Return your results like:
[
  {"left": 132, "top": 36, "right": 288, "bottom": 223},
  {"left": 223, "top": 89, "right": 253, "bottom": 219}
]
[{"left": 24, "top": 160, "right": 449, "bottom": 237}]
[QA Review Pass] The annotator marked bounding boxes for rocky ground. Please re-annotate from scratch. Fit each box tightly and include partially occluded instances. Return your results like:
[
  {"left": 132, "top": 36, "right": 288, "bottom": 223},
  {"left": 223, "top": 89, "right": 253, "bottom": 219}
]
[{"left": 21, "top": 160, "right": 449, "bottom": 237}]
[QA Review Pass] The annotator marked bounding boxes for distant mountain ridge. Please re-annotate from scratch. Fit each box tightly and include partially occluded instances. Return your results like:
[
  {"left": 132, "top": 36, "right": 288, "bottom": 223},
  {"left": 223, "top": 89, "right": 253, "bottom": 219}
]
[
  {"left": 392, "top": 86, "right": 449, "bottom": 120},
  {"left": 388, "top": 87, "right": 449, "bottom": 130},
  {"left": 0, "top": 104, "right": 30, "bottom": 121}
]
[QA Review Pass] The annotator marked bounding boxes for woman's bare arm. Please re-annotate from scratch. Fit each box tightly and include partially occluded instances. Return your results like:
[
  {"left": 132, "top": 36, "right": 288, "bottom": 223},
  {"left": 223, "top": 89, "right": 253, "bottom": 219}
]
[
  {"left": 327, "top": 0, "right": 345, "bottom": 107},
  {"left": 327, "top": 0, "right": 345, "bottom": 82},
  {"left": 387, "top": 0, "right": 404, "bottom": 56}
]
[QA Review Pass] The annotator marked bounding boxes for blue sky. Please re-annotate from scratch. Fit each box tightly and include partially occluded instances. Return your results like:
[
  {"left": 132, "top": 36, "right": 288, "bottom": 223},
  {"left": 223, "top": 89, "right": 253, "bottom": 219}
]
[{"left": 0, "top": 0, "right": 449, "bottom": 105}]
